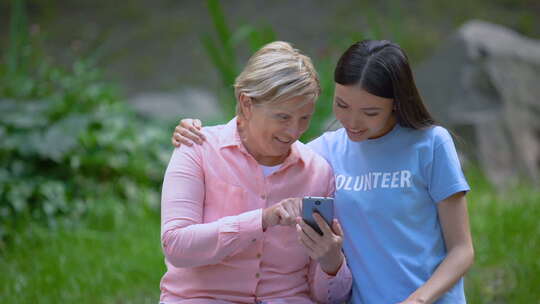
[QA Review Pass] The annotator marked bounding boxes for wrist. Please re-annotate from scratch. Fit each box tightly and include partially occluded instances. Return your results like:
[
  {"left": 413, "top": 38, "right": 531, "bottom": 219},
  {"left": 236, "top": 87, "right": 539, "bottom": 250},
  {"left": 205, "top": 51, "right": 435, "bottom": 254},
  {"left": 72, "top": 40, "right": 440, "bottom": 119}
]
[
  {"left": 406, "top": 292, "right": 429, "bottom": 304},
  {"left": 320, "top": 252, "right": 344, "bottom": 276}
]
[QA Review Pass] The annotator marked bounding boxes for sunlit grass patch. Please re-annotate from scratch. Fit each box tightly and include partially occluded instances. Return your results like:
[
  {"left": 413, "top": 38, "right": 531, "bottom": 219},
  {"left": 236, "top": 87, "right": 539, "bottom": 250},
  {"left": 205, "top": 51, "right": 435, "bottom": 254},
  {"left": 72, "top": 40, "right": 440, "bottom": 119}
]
[{"left": 465, "top": 168, "right": 540, "bottom": 303}]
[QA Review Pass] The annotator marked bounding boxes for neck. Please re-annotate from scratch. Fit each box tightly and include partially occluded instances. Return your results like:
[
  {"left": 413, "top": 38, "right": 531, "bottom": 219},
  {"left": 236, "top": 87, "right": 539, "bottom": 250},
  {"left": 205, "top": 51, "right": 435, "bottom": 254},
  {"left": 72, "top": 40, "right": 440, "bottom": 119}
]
[
  {"left": 237, "top": 120, "right": 288, "bottom": 166},
  {"left": 369, "top": 115, "right": 397, "bottom": 139}
]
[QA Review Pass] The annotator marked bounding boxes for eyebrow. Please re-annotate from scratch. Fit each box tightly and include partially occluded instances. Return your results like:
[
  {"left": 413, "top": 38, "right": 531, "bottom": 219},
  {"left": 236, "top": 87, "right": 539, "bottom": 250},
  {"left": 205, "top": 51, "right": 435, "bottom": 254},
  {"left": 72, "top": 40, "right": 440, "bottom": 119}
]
[{"left": 335, "top": 97, "right": 382, "bottom": 111}]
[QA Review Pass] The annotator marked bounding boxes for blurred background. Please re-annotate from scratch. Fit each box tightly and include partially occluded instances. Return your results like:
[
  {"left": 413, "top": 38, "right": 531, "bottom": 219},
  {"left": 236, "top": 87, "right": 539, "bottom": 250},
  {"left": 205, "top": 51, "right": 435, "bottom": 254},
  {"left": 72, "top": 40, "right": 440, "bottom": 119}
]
[{"left": 1, "top": 0, "right": 539, "bottom": 303}]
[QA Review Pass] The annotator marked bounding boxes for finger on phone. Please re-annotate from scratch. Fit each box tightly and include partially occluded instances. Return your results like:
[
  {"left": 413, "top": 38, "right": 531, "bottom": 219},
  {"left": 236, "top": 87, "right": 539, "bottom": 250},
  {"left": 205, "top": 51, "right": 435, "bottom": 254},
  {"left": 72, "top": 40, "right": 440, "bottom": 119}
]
[
  {"left": 332, "top": 219, "right": 344, "bottom": 237},
  {"left": 284, "top": 201, "right": 299, "bottom": 220},
  {"left": 277, "top": 206, "right": 291, "bottom": 225},
  {"left": 292, "top": 198, "right": 301, "bottom": 216},
  {"left": 299, "top": 219, "right": 320, "bottom": 242},
  {"left": 297, "top": 224, "right": 316, "bottom": 250},
  {"left": 313, "top": 213, "right": 332, "bottom": 236}
]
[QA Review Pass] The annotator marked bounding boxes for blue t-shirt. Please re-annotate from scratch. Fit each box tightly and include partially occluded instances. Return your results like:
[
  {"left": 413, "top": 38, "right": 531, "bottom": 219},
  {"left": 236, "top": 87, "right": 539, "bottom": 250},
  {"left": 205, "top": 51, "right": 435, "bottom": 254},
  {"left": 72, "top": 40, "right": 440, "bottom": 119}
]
[{"left": 308, "top": 125, "right": 470, "bottom": 304}]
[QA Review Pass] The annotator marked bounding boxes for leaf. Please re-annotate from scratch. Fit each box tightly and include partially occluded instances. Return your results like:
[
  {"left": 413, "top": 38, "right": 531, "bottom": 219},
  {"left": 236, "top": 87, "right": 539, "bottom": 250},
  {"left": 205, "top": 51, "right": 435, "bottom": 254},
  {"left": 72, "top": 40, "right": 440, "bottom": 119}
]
[
  {"left": 37, "top": 115, "right": 90, "bottom": 161},
  {"left": 7, "top": 181, "right": 34, "bottom": 213},
  {"left": 0, "top": 99, "right": 50, "bottom": 128},
  {"left": 247, "top": 25, "right": 276, "bottom": 52},
  {"left": 40, "top": 181, "right": 67, "bottom": 214}
]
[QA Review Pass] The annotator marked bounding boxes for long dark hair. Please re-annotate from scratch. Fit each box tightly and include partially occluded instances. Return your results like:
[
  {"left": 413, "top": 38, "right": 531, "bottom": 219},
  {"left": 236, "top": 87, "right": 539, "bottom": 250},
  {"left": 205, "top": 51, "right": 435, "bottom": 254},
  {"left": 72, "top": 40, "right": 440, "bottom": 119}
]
[{"left": 334, "top": 40, "right": 435, "bottom": 129}]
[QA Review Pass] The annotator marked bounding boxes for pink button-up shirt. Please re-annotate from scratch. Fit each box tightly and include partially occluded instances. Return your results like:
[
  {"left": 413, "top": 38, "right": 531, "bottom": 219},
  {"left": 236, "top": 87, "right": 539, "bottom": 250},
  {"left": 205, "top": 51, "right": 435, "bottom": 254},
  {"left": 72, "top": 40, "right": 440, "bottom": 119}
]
[{"left": 160, "top": 118, "right": 352, "bottom": 304}]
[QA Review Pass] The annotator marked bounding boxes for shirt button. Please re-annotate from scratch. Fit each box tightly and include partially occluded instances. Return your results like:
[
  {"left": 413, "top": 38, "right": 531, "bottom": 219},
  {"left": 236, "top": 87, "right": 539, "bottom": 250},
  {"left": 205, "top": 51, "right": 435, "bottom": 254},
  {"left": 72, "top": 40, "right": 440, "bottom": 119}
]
[
  {"left": 251, "top": 238, "right": 257, "bottom": 242},
  {"left": 260, "top": 194, "right": 266, "bottom": 200},
  {"left": 255, "top": 273, "right": 260, "bottom": 278},
  {"left": 256, "top": 253, "right": 261, "bottom": 258}
]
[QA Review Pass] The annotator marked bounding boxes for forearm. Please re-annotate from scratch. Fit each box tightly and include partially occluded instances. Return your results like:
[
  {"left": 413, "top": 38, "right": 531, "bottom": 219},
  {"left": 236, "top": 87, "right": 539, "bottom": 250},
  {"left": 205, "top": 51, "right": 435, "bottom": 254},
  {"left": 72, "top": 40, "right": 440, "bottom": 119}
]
[
  {"left": 162, "top": 209, "right": 263, "bottom": 268},
  {"left": 407, "top": 244, "right": 474, "bottom": 303}
]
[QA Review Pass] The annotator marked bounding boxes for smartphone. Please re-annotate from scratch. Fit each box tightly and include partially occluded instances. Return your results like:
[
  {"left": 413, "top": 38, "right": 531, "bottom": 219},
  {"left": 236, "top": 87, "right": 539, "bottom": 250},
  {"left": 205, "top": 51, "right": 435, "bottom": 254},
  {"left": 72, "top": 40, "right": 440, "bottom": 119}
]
[{"left": 302, "top": 196, "right": 334, "bottom": 235}]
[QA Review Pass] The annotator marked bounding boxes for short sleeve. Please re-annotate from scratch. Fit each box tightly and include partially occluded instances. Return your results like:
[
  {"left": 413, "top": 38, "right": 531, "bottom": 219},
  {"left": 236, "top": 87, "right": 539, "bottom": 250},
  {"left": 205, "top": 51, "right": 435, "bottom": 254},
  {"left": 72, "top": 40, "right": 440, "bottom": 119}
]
[
  {"left": 307, "top": 133, "right": 330, "bottom": 163},
  {"left": 428, "top": 129, "right": 471, "bottom": 203}
]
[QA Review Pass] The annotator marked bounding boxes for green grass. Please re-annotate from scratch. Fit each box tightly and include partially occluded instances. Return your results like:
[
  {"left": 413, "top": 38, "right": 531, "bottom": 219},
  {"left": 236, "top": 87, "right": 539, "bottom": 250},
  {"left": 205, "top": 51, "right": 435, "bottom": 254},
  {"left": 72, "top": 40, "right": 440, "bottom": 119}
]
[
  {"left": 465, "top": 168, "right": 540, "bottom": 303},
  {"left": 0, "top": 169, "right": 539, "bottom": 303},
  {"left": 0, "top": 204, "right": 164, "bottom": 303}
]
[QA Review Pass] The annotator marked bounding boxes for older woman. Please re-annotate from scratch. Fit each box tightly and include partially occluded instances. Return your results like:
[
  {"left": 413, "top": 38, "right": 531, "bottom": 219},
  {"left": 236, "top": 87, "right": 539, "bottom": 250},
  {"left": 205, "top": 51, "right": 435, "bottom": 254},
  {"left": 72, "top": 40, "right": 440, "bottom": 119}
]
[{"left": 159, "top": 41, "right": 352, "bottom": 304}]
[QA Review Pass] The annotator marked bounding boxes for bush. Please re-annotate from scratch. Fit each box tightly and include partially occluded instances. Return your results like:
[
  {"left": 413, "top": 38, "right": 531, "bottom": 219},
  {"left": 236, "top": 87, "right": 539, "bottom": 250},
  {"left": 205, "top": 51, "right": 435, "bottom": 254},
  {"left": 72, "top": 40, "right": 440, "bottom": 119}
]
[
  {"left": 0, "top": 2, "right": 169, "bottom": 240},
  {"left": 0, "top": 59, "right": 170, "bottom": 239}
]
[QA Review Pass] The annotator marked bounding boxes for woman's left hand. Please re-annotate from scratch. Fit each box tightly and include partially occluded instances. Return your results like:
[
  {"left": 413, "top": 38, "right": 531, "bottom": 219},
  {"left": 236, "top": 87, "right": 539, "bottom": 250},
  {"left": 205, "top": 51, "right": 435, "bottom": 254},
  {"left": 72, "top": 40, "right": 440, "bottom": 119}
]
[{"left": 296, "top": 213, "right": 345, "bottom": 275}]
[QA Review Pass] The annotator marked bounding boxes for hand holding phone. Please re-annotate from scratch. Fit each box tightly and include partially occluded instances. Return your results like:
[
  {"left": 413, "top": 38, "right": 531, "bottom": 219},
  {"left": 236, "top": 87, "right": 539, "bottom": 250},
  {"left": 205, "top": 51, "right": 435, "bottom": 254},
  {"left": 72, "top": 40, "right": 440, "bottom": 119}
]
[{"left": 298, "top": 196, "right": 344, "bottom": 275}]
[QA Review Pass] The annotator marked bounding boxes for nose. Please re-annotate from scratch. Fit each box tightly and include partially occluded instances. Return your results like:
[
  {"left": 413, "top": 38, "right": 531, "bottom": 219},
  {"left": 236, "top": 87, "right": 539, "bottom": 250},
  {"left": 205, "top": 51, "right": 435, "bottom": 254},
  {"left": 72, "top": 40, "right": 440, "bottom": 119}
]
[
  {"left": 284, "top": 125, "right": 301, "bottom": 140},
  {"left": 283, "top": 120, "right": 305, "bottom": 140},
  {"left": 347, "top": 115, "right": 365, "bottom": 130}
]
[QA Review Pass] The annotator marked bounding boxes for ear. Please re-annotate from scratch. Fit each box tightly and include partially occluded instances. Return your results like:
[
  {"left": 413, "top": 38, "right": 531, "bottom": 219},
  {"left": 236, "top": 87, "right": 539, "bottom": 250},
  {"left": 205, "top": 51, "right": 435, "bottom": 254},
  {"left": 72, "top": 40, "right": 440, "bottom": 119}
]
[{"left": 238, "top": 93, "right": 253, "bottom": 120}]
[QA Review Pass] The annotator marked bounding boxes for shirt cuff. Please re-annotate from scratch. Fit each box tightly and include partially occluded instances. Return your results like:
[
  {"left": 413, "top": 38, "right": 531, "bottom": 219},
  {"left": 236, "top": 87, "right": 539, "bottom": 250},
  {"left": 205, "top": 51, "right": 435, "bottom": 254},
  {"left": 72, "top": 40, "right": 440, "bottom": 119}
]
[
  {"left": 235, "top": 208, "right": 264, "bottom": 245},
  {"left": 314, "top": 255, "right": 353, "bottom": 303}
]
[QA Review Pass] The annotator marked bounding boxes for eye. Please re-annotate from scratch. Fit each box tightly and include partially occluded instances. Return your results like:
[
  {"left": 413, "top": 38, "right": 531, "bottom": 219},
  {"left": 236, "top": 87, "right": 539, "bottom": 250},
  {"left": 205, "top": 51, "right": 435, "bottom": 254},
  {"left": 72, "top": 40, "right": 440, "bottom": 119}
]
[
  {"left": 301, "top": 115, "right": 311, "bottom": 120},
  {"left": 365, "top": 112, "right": 379, "bottom": 117},
  {"left": 276, "top": 113, "right": 290, "bottom": 120},
  {"left": 335, "top": 100, "right": 348, "bottom": 109}
]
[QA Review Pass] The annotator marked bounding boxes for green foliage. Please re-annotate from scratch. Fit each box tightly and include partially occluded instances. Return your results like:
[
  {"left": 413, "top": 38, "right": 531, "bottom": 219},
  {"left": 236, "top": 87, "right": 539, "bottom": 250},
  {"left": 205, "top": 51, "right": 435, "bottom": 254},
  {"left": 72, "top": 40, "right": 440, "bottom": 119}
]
[
  {"left": 7, "top": 0, "right": 29, "bottom": 75},
  {"left": 201, "top": 0, "right": 276, "bottom": 118},
  {"left": 301, "top": 57, "right": 336, "bottom": 142},
  {"left": 0, "top": 1, "right": 169, "bottom": 240},
  {"left": 0, "top": 62, "right": 168, "bottom": 238},
  {"left": 465, "top": 168, "right": 540, "bottom": 302},
  {"left": 0, "top": 206, "right": 164, "bottom": 303}
]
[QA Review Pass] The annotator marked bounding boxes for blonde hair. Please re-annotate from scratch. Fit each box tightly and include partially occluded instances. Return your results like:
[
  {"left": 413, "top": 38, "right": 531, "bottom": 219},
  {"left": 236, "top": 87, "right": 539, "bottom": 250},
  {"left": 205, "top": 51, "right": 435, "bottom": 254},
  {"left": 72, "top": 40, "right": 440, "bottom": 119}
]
[{"left": 234, "top": 41, "right": 320, "bottom": 116}]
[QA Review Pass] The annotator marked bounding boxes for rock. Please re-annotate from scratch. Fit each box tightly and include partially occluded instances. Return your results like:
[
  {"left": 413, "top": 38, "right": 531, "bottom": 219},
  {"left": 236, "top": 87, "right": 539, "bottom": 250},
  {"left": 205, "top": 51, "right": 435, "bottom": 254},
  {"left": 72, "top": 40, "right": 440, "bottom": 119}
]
[
  {"left": 128, "top": 87, "right": 223, "bottom": 123},
  {"left": 415, "top": 20, "right": 540, "bottom": 187}
]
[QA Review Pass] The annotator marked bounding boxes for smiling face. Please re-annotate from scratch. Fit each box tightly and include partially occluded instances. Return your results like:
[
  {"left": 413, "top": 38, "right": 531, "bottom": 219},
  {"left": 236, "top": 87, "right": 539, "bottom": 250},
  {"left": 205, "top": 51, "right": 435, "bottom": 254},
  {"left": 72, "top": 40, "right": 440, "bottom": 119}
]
[
  {"left": 239, "top": 95, "right": 315, "bottom": 165},
  {"left": 333, "top": 83, "right": 397, "bottom": 142}
]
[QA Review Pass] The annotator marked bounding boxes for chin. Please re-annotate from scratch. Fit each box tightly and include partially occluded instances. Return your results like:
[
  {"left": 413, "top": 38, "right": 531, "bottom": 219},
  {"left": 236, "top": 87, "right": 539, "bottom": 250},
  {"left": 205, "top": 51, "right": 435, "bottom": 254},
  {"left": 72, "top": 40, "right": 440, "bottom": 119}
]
[
  {"left": 269, "top": 145, "right": 291, "bottom": 157},
  {"left": 345, "top": 130, "right": 369, "bottom": 142},
  {"left": 349, "top": 136, "right": 368, "bottom": 142}
]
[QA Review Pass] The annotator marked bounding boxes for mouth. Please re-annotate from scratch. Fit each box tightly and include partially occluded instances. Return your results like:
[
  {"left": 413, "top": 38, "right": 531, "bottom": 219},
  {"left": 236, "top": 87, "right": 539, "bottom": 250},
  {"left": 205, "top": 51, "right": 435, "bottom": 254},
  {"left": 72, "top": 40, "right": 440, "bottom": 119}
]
[
  {"left": 274, "top": 136, "right": 293, "bottom": 145},
  {"left": 346, "top": 128, "right": 367, "bottom": 136}
]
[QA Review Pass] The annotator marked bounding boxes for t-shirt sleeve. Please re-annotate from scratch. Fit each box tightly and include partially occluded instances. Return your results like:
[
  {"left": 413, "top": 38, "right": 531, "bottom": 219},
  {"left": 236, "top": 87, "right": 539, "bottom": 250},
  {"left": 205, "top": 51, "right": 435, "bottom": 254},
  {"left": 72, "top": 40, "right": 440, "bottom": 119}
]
[
  {"left": 428, "top": 129, "right": 471, "bottom": 203},
  {"left": 307, "top": 133, "right": 330, "bottom": 163}
]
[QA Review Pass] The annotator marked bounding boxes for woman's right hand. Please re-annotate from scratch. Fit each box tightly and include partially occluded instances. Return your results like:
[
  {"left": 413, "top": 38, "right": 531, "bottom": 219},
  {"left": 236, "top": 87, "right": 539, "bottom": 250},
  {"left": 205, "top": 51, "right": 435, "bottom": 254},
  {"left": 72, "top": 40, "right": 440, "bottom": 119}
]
[
  {"left": 262, "top": 198, "right": 302, "bottom": 230},
  {"left": 171, "top": 118, "right": 206, "bottom": 147}
]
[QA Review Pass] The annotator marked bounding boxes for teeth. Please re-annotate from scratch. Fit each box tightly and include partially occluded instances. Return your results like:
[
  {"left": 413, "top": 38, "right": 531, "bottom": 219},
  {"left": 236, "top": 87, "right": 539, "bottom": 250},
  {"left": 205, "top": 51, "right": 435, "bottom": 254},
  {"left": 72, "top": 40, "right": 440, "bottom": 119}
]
[{"left": 276, "top": 137, "right": 291, "bottom": 143}]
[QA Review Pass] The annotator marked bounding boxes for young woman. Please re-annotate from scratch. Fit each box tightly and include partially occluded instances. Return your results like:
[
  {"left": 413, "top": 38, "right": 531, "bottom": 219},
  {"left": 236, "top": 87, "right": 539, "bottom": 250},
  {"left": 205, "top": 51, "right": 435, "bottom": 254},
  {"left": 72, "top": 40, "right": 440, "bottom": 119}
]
[{"left": 173, "top": 40, "right": 474, "bottom": 304}]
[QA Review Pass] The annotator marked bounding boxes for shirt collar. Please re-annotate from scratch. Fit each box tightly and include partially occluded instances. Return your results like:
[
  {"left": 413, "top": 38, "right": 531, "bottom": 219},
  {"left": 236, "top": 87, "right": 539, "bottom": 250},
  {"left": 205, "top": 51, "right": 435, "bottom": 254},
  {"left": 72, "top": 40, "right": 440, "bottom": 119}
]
[{"left": 218, "top": 117, "right": 243, "bottom": 149}]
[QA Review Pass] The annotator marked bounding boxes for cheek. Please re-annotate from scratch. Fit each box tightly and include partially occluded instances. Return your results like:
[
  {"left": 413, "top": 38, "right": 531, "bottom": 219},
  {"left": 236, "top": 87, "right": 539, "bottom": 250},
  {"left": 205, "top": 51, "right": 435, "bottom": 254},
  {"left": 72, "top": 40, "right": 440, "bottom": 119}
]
[
  {"left": 261, "top": 121, "right": 281, "bottom": 141},
  {"left": 333, "top": 105, "right": 347, "bottom": 123},
  {"left": 249, "top": 118, "right": 272, "bottom": 142},
  {"left": 371, "top": 114, "right": 393, "bottom": 130},
  {"left": 299, "top": 119, "right": 311, "bottom": 132}
]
